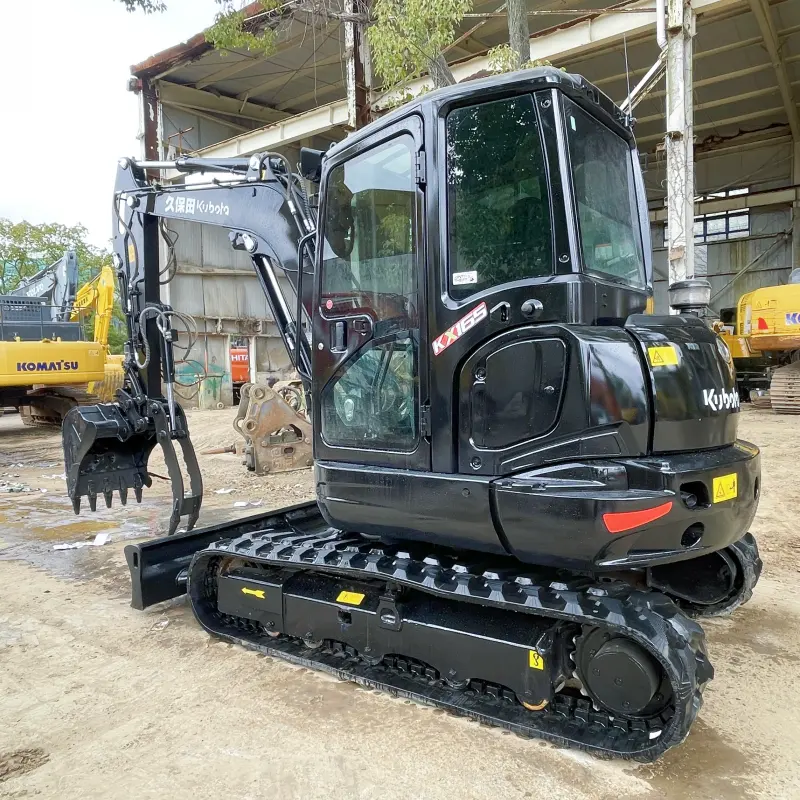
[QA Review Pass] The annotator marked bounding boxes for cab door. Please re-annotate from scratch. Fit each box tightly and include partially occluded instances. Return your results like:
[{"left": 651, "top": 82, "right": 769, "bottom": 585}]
[{"left": 312, "top": 118, "right": 430, "bottom": 470}]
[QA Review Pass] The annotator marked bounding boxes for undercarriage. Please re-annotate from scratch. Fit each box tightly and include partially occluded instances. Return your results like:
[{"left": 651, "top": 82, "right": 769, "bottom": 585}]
[{"left": 126, "top": 502, "right": 760, "bottom": 761}]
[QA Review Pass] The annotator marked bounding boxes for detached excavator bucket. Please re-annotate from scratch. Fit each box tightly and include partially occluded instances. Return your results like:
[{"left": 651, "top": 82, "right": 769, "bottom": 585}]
[{"left": 62, "top": 399, "right": 203, "bottom": 535}]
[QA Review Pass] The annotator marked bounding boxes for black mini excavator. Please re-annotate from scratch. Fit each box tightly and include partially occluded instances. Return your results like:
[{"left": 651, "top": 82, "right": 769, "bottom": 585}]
[{"left": 62, "top": 68, "right": 762, "bottom": 761}]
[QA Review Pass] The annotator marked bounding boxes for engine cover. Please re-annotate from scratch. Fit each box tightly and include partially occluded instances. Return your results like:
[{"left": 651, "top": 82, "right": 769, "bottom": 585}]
[{"left": 625, "top": 315, "right": 738, "bottom": 452}]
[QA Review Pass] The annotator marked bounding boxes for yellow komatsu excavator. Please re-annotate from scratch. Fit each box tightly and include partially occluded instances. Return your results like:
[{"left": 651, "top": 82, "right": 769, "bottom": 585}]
[
  {"left": 70, "top": 265, "right": 124, "bottom": 403},
  {"left": 0, "top": 251, "right": 107, "bottom": 425},
  {"left": 714, "top": 274, "right": 800, "bottom": 412}
]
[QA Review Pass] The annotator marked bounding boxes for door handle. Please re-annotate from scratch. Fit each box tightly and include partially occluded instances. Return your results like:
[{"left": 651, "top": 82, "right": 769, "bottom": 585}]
[{"left": 332, "top": 321, "right": 346, "bottom": 352}]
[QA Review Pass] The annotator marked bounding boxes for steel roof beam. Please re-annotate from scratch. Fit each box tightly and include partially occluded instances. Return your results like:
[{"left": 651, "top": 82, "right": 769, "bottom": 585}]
[{"left": 748, "top": 0, "right": 800, "bottom": 140}]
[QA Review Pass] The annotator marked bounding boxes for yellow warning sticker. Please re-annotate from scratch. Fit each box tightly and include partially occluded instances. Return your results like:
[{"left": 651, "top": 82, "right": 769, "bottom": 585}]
[
  {"left": 528, "top": 650, "right": 545, "bottom": 670},
  {"left": 713, "top": 473, "right": 738, "bottom": 503},
  {"left": 336, "top": 590, "right": 365, "bottom": 606},
  {"left": 647, "top": 345, "right": 679, "bottom": 367},
  {"left": 241, "top": 587, "right": 265, "bottom": 599}
]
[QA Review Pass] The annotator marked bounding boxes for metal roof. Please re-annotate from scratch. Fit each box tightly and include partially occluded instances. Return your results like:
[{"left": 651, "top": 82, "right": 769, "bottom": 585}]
[{"left": 133, "top": 0, "right": 800, "bottom": 175}]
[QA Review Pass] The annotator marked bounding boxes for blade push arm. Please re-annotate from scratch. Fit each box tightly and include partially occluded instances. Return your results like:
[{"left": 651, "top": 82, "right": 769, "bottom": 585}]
[{"left": 62, "top": 152, "right": 317, "bottom": 535}]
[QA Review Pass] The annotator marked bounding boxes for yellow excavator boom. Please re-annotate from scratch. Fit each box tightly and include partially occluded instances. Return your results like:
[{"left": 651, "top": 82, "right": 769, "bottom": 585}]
[
  {"left": 69, "top": 265, "right": 123, "bottom": 403},
  {"left": 70, "top": 265, "right": 116, "bottom": 346}
]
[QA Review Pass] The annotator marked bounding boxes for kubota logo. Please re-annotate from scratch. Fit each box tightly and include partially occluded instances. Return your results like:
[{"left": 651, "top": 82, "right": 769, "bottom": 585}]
[
  {"left": 16, "top": 361, "right": 79, "bottom": 372},
  {"left": 702, "top": 388, "right": 740, "bottom": 411}
]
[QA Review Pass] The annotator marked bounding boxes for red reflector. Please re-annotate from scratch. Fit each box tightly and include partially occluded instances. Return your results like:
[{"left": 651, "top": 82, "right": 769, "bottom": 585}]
[
  {"left": 602, "top": 501, "right": 673, "bottom": 534},
  {"left": 757, "top": 317, "right": 769, "bottom": 330}
]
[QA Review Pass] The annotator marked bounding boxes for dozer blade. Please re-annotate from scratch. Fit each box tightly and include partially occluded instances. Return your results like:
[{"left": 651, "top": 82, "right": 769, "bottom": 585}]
[{"left": 62, "top": 399, "right": 203, "bottom": 535}]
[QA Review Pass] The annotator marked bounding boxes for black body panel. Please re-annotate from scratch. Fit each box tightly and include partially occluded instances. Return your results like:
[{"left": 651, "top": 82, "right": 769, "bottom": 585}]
[
  {"left": 458, "top": 323, "right": 650, "bottom": 475},
  {"left": 493, "top": 441, "right": 760, "bottom": 569},
  {"left": 316, "top": 441, "right": 759, "bottom": 570},
  {"left": 626, "top": 315, "right": 739, "bottom": 452},
  {"left": 315, "top": 461, "right": 504, "bottom": 554},
  {"left": 471, "top": 337, "right": 566, "bottom": 449}
]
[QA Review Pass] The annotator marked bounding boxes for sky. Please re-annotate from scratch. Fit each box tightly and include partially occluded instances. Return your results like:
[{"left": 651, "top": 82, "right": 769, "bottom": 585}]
[{"left": 0, "top": 0, "right": 222, "bottom": 248}]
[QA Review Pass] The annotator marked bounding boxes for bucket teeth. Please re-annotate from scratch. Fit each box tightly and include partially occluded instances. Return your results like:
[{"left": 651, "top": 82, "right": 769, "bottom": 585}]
[{"left": 62, "top": 399, "right": 202, "bottom": 536}]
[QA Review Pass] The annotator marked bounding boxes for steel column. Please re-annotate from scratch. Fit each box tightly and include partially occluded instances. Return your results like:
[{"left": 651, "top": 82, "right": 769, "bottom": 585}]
[
  {"left": 664, "top": 0, "right": 695, "bottom": 289},
  {"left": 794, "top": 141, "right": 800, "bottom": 269}
]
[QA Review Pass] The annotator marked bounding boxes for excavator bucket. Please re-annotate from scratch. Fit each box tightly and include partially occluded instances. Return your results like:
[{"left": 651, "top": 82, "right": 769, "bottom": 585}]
[{"left": 62, "top": 399, "right": 203, "bottom": 535}]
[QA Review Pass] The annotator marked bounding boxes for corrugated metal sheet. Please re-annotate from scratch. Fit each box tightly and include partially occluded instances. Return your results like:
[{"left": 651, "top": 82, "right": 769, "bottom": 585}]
[
  {"left": 201, "top": 225, "right": 252, "bottom": 271},
  {"left": 235, "top": 276, "right": 271, "bottom": 320},
  {"left": 170, "top": 274, "right": 206, "bottom": 315},
  {"left": 653, "top": 209, "right": 793, "bottom": 312},
  {"left": 170, "top": 219, "right": 203, "bottom": 267},
  {"left": 160, "top": 105, "right": 246, "bottom": 156}
]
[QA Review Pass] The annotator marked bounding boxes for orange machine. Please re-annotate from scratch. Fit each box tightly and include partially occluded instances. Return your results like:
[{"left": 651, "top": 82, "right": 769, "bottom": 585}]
[{"left": 230, "top": 341, "right": 250, "bottom": 403}]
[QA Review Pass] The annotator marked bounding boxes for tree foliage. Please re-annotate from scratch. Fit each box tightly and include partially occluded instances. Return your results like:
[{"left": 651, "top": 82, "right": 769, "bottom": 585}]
[
  {"left": 0, "top": 220, "right": 126, "bottom": 352},
  {"left": 368, "top": 0, "right": 470, "bottom": 88},
  {"left": 486, "top": 44, "right": 555, "bottom": 75},
  {"left": 0, "top": 220, "right": 109, "bottom": 294},
  {"left": 205, "top": 0, "right": 281, "bottom": 55},
  {"left": 116, "top": 0, "right": 560, "bottom": 111},
  {"left": 116, "top": 0, "right": 167, "bottom": 12}
]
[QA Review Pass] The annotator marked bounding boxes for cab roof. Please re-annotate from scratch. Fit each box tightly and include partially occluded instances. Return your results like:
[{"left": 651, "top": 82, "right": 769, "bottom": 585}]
[{"left": 326, "top": 67, "right": 634, "bottom": 161}]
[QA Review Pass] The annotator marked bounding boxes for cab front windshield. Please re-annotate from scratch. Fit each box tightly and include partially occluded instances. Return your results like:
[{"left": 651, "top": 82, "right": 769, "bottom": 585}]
[{"left": 564, "top": 97, "right": 646, "bottom": 288}]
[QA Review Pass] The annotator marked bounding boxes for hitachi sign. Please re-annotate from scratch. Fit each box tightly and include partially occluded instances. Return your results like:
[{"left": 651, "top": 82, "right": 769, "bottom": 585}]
[{"left": 16, "top": 361, "right": 79, "bottom": 372}]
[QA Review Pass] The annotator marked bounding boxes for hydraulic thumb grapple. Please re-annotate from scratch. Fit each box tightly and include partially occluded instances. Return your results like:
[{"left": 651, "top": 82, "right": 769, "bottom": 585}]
[{"left": 62, "top": 68, "right": 762, "bottom": 760}]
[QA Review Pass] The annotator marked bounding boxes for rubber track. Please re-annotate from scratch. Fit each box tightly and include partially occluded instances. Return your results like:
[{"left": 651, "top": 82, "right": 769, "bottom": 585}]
[
  {"left": 770, "top": 362, "right": 800, "bottom": 414},
  {"left": 187, "top": 528, "right": 713, "bottom": 761},
  {"left": 695, "top": 533, "right": 762, "bottom": 617}
]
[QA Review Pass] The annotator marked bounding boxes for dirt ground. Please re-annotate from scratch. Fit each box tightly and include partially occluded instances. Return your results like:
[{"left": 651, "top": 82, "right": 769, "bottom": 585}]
[{"left": 1, "top": 406, "right": 800, "bottom": 799}]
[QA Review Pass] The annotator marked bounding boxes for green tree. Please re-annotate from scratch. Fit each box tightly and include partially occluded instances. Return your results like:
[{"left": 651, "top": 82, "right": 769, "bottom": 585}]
[
  {"left": 0, "top": 219, "right": 125, "bottom": 352},
  {"left": 368, "top": 0, "right": 470, "bottom": 88},
  {"left": 0, "top": 219, "right": 109, "bottom": 294},
  {"left": 116, "top": 0, "right": 166, "bottom": 11},
  {"left": 506, "top": 0, "right": 530, "bottom": 69}
]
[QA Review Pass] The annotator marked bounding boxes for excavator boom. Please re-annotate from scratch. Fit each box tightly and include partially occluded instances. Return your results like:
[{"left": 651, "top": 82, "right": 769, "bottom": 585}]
[
  {"left": 71, "top": 265, "right": 117, "bottom": 346},
  {"left": 62, "top": 150, "right": 314, "bottom": 531}
]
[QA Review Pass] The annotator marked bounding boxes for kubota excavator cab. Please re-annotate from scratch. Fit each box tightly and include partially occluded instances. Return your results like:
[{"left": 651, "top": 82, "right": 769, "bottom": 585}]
[{"left": 301, "top": 69, "right": 759, "bottom": 578}]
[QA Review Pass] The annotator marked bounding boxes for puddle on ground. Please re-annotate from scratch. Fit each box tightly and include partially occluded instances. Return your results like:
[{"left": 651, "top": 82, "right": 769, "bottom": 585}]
[
  {"left": 25, "top": 519, "right": 119, "bottom": 541},
  {"left": 634, "top": 720, "right": 761, "bottom": 799}
]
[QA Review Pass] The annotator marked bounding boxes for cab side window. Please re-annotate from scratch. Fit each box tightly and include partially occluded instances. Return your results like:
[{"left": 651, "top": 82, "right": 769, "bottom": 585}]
[{"left": 319, "top": 135, "right": 420, "bottom": 451}]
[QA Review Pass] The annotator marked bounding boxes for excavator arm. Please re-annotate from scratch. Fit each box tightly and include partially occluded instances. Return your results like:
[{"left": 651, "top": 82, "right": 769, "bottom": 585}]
[
  {"left": 61, "top": 152, "right": 317, "bottom": 534},
  {"left": 70, "top": 265, "right": 117, "bottom": 346},
  {"left": 9, "top": 250, "right": 79, "bottom": 322}
]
